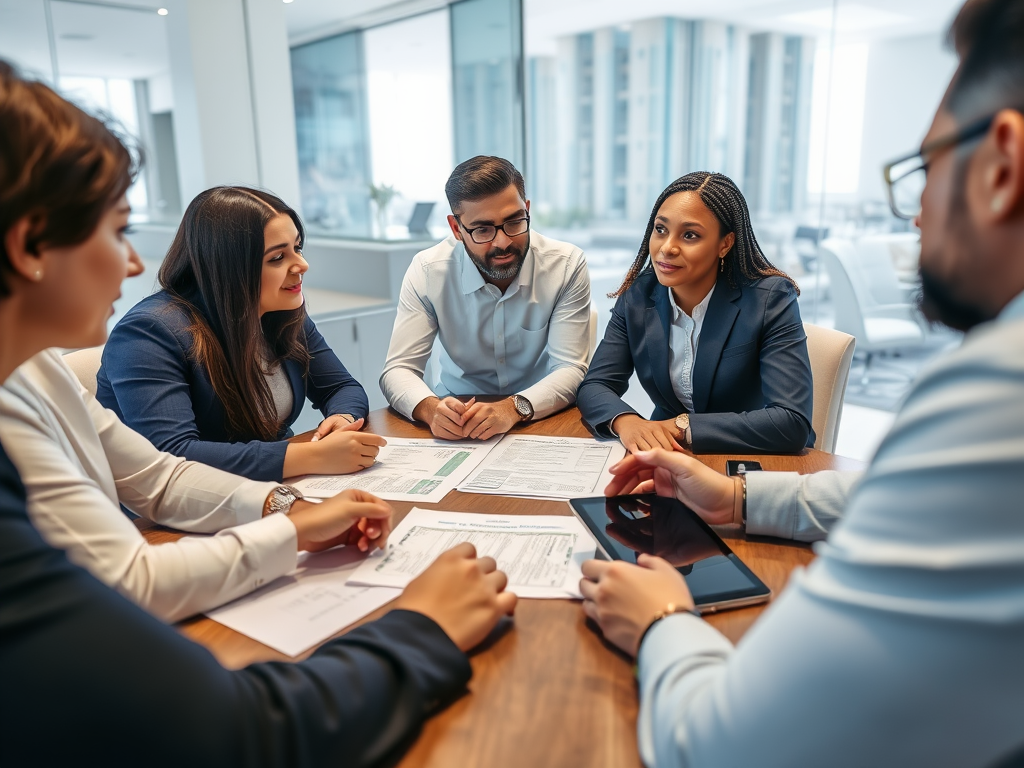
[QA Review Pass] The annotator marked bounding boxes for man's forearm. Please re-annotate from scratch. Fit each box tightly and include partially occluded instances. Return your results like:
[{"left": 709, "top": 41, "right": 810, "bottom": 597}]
[
  {"left": 412, "top": 396, "right": 439, "bottom": 425},
  {"left": 380, "top": 367, "right": 438, "bottom": 421},
  {"left": 518, "top": 364, "right": 587, "bottom": 420}
]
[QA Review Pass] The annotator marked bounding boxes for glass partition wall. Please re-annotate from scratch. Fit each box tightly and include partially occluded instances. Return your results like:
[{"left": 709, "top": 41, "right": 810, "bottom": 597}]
[
  {"left": 520, "top": 0, "right": 963, "bottom": 428},
  {"left": 291, "top": 0, "right": 524, "bottom": 241},
  {"left": 292, "top": 32, "right": 373, "bottom": 236}
]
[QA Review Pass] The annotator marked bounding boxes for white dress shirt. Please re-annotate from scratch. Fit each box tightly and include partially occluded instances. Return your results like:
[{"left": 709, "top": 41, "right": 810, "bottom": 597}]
[
  {"left": 667, "top": 285, "right": 714, "bottom": 411},
  {"left": 636, "top": 290, "right": 1024, "bottom": 768},
  {"left": 0, "top": 349, "right": 298, "bottom": 623},
  {"left": 379, "top": 232, "right": 592, "bottom": 420}
]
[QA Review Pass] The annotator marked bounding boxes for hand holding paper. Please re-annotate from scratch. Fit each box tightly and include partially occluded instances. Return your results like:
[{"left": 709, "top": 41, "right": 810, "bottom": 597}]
[
  {"left": 394, "top": 542, "right": 518, "bottom": 651},
  {"left": 288, "top": 489, "right": 393, "bottom": 553}
]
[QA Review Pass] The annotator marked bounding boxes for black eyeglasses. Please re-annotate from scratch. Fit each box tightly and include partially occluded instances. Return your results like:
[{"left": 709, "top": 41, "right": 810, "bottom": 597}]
[
  {"left": 883, "top": 112, "right": 997, "bottom": 220},
  {"left": 454, "top": 213, "right": 530, "bottom": 244}
]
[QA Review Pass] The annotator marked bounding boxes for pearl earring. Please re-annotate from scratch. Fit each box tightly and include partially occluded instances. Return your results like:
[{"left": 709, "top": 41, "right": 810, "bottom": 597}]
[
  {"left": 992, "top": 197, "right": 1005, "bottom": 213},
  {"left": 34, "top": 271, "right": 42, "bottom": 281}
]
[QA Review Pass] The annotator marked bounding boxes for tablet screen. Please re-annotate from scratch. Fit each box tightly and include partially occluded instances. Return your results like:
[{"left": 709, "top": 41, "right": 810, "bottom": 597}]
[{"left": 570, "top": 494, "right": 770, "bottom": 608}]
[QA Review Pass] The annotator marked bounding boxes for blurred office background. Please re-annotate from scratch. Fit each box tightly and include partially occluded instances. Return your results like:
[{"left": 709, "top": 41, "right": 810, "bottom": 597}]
[{"left": 0, "top": 0, "right": 965, "bottom": 459}]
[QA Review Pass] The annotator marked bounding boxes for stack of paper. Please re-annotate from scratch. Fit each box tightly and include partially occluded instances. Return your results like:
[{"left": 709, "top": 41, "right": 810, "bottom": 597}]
[
  {"left": 290, "top": 436, "right": 498, "bottom": 503},
  {"left": 347, "top": 507, "right": 597, "bottom": 599},
  {"left": 456, "top": 434, "right": 626, "bottom": 501},
  {"left": 206, "top": 546, "right": 400, "bottom": 657}
]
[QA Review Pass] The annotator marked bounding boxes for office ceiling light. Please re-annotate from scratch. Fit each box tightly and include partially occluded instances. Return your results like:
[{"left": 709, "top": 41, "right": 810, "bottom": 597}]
[
  {"left": 157, "top": 7, "right": 168, "bottom": 15},
  {"left": 283, "top": 0, "right": 294, "bottom": 4}
]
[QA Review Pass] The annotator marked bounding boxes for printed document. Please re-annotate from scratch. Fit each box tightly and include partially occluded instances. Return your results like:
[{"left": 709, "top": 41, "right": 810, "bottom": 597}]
[
  {"left": 290, "top": 436, "right": 497, "bottom": 503},
  {"left": 206, "top": 546, "right": 400, "bottom": 657},
  {"left": 347, "top": 507, "right": 597, "bottom": 599},
  {"left": 456, "top": 434, "right": 626, "bottom": 500}
]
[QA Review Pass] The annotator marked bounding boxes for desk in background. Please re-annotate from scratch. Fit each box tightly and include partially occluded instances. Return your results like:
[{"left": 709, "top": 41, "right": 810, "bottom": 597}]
[{"left": 140, "top": 407, "right": 863, "bottom": 768}]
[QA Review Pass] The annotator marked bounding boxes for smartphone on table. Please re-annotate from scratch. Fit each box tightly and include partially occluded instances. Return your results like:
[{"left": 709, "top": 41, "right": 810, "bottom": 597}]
[{"left": 725, "top": 460, "right": 763, "bottom": 477}]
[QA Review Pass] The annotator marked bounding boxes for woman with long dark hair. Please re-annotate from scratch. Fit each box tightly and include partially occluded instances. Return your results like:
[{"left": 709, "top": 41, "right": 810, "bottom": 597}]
[
  {"left": 576, "top": 171, "right": 814, "bottom": 454},
  {"left": 96, "top": 186, "right": 385, "bottom": 482},
  {"left": 0, "top": 59, "right": 514, "bottom": 766}
]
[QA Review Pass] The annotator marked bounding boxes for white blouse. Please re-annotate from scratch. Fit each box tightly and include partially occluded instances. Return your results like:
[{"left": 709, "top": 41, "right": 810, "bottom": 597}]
[
  {"left": 0, "top": 349, "right": 298, "bottom": 623},
  {"left": 667, "top": 285, "right": 714, "bottom": 411}
]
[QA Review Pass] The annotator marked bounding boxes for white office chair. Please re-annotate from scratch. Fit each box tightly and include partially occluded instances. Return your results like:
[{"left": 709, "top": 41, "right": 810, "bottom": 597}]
[
  {"left": 803, "top": 323, "right": 856, "bottom": 454},
  {"left": 819, "top": 239, "right": 926, "bottom": 385},
  {"left": 63, "top": 345, "right": 105, "bottom": 397}
]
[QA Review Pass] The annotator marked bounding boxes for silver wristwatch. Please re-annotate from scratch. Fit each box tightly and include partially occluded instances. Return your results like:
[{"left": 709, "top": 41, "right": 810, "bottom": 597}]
[
  {"left": 265, "top": 485, "right": 304, "bottom": 517},
  {"left": 511, "top": 394, "right": 534, "bottom": 422}
]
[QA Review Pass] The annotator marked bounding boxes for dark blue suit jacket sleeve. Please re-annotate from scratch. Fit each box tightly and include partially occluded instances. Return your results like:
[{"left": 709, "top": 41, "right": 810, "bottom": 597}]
[
  {"left": 0, "top": 442, "right": 470, "bottom": 768},
  {"left": 99, "top": 308, "right": 292, "bottom": 481},
  {"left": 576, "top": 297, "right": 641, "bottom": 438},
  {"left": 302, "top": 316, "right": 368, "bottom": 421},
  {"left": 688, "top": 280, "right": 813, "bottom": 453}
]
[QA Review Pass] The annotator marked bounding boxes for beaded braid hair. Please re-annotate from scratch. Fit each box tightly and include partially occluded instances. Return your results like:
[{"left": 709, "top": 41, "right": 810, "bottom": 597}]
[{"left": 611, "top": 171, "right": 798, "bottom": 297}]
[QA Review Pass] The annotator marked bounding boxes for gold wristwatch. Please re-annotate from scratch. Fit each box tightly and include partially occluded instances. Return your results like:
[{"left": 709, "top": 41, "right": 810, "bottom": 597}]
[{"left": 674, "top": 413, "right": 690, "bottom": 445}]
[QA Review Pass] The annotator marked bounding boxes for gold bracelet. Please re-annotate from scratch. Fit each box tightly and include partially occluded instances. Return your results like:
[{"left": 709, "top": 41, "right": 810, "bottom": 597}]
[{"left": 637, "top": 603, "right": 702, "bottom": 652}]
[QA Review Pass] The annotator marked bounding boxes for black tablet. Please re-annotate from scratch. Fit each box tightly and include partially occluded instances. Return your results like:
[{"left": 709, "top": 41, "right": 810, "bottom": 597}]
[{"left": 569, "top": 494, "right": 771, "bottom": 613}]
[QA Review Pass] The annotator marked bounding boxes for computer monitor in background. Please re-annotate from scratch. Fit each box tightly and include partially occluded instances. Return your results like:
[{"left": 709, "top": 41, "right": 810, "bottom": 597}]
[{"left": 407, "top": 202, "right": 435, "bottom": 236}]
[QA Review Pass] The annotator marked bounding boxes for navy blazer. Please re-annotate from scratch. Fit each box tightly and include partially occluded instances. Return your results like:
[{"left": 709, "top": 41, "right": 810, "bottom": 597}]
[
  {"left": 577, "top": 269, "right": 815, "bottom": 453},
  {"left": 96, "top": 291, "right": 369, "bottom": 481},
  {"left": 0, "top": 441, "right": 471, "bottom": 768}
]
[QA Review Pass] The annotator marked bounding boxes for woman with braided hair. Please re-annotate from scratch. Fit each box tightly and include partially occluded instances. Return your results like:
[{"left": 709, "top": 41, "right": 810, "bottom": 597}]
[{"left": 576, "top": 171, "right": 815, "bottom": 454}]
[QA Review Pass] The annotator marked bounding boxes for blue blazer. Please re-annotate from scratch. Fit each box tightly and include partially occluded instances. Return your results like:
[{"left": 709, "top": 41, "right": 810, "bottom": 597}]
[
  {"left": 96, "top": 291, "right": 370, "bottom": 481},
  {"left": 577, "top": 269, "right": 815, "bottom": 453}
]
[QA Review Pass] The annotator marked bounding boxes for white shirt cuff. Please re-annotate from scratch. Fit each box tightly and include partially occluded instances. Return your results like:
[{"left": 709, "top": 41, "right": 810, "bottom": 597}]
[
  {"left": 743, "top": 471, "right": 802, "bottom": 539},
  {"left": 226, "top": 511, "right": 299, "bottom": 589}
]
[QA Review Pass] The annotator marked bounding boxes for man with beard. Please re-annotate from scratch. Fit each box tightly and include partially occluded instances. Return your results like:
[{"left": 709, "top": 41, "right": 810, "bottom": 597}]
[
  {"left": 381, "top": 156, "right": 591, "bottom": 440},
  {"left": 576, "top": 0, "right": 1024, "bottom": 765}
]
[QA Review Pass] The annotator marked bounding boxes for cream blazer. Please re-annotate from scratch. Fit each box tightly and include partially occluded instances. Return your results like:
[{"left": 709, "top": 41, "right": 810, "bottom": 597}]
[{"left": 0, "top": 349, "right": 297, "bottom": 622}]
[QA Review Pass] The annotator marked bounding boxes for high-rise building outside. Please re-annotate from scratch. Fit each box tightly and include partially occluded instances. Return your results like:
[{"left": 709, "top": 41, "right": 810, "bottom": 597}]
[{"left": 527, "top": 18, "right": 815, "bottom": 226}]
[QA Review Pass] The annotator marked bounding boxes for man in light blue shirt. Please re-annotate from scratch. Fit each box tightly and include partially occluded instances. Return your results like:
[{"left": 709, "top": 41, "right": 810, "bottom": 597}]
[
  {"left": 380, "top": 157, "right": 591, "bottom": 440},
  {"left": 579, "top": 1, "right": 1024, "bottom": 765}
]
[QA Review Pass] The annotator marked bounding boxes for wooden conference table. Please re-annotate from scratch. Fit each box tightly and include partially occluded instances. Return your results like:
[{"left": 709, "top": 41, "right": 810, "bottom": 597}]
[{"left": 141, "top": 407, "right": 864, "bottom": 768}]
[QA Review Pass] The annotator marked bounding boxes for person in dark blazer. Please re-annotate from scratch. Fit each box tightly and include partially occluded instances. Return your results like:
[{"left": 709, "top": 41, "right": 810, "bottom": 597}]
[
  {"left": 97, "top": 186, "right": 387, "bottom": 482},
  {"left": 0, "top": 59, "right": 515, "bottom": 768},
  {"left": 577, "top": 172, "right": 814, "bottom": 454}
]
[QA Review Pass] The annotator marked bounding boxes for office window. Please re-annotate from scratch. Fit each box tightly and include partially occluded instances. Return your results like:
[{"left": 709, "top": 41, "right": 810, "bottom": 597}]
[
  {"left": 524, "top": 0, "right": 962, "bottom": 426},
  {"left": 451, "top": 0, "right": 525, "bottom": 169},
  {"left": 6, "top": 0, "right": 176, "bottom": 222},
  {"left": 61, "top": 76, "right": 147, "bottom": 211},
  {"left": 364, "top": 12, "right": 454, "bottom": 239},
  {"left": 291, "top": 11, "right": 454, "bottom": 240},
  {"left": 292, "top": 32, "right": 372, "bottom": 237}
]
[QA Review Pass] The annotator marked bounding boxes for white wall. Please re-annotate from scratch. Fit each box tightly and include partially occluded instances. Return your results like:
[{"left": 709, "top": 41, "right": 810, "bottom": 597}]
[
  {"left": 245, "top": 0, "right": 302, "bottom": 210},
  {"left": 856, "top": 33, "right": 958, "bottom": 203},
  {"left": 148, "top": 71, "right": 174, "bottom": 114},
  {"left": 163, "top": 0, "right": 302, "bottom": 210}
]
